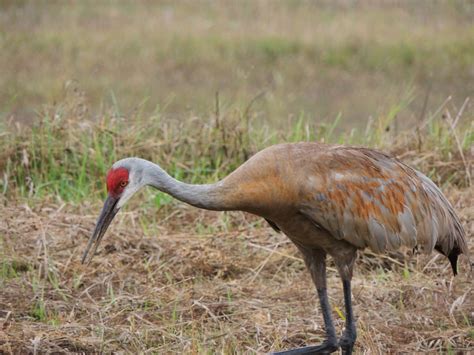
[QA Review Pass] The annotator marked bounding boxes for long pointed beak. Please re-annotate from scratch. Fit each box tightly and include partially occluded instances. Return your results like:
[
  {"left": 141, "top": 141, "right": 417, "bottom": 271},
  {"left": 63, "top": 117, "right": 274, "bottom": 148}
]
[{"left": 82, "top": 195, "right": 120, "bottom": 264}]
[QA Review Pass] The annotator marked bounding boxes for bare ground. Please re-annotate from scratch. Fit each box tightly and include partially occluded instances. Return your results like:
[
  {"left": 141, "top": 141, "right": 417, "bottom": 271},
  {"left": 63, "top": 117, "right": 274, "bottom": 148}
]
[{"left": 0, "top": 188, "right": 472, "bottom": 354}]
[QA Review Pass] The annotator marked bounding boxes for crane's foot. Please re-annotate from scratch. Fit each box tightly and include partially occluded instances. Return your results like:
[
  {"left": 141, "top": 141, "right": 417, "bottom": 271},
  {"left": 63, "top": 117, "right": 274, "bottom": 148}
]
[
  {"left": 271, "top": 340, "right": 339, "bottom": 354},
  {"left": 340, "top": 344, "right": 353, "bottom": 355},
  {"left": 339, "top": 333, "right": 356, "bottom": 355}
]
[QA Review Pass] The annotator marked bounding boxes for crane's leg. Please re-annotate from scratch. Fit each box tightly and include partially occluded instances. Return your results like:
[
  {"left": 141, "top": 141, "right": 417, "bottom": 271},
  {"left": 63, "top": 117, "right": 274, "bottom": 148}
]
[
  {"left": 272, "top": 248, "right": 338, "bottom": 354},
  {"left": 338, "top": 279, "right": 356, "bottom": 354},
  {"left": 334, "top": 249, "right": 358, "bottom": 355}
]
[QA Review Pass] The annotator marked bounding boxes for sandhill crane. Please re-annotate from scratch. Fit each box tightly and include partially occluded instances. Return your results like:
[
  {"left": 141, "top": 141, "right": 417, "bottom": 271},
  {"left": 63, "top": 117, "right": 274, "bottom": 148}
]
[{"left": 82, "top": 143, "right": 469, "bottom": 354}]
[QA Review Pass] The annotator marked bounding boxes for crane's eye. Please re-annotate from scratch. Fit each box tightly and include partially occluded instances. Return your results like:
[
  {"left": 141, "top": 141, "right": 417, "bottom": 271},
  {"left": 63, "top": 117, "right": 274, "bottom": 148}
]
[{"left": 120, "top": 181, "right": 128, "bottom": 188}]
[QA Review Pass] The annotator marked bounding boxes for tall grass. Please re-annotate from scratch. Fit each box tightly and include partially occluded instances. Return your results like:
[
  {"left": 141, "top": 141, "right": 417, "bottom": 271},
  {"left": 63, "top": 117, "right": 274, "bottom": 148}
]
[{"left": 0, "top": 88, "right": 472, "bottom": 203}]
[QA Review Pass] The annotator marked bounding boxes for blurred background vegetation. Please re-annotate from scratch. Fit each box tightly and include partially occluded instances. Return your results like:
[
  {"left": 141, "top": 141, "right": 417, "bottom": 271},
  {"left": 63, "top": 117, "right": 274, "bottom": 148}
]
[
  {"left": 1, "top": 1, "right": 473, "bottom": 127},
  {"left": 0, "top": 1, "right": 472, "bottom": 201}
]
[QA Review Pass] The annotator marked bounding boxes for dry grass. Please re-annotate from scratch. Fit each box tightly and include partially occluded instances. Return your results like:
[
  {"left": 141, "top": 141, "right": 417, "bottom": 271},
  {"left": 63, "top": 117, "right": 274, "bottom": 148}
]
[{"left": 0, "top": 187, "right": 472, "bottom": 353}]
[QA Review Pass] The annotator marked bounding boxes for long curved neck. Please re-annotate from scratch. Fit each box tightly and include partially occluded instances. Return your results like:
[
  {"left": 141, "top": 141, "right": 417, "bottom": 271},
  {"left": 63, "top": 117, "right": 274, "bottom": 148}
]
[{"left": 144, "top": 162, "right": 235, "bottom": 211}]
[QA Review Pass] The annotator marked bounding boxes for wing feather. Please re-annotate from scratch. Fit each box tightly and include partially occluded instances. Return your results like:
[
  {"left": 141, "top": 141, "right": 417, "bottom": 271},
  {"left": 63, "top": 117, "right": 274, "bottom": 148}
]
[{"left": 299, "top": 147, "right": 464, "bottom": 255}]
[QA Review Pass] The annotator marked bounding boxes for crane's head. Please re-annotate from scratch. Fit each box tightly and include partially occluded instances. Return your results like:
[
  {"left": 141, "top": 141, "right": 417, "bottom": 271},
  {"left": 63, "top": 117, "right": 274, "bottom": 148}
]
[{"left": 81, "top": 158, "right": 148, "bottom": 264}]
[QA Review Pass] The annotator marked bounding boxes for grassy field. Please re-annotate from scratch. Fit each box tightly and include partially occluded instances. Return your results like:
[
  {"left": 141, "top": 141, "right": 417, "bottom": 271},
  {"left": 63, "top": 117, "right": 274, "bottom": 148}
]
[
  {"left": 1, "top": 1, "right": 473, "bottom": 127},
  {"left": 1, "top": 1, "right": 473, "bottom": 354}
]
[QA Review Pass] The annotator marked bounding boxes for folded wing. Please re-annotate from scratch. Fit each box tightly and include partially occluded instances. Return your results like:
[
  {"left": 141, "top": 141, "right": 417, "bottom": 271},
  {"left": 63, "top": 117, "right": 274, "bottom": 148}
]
[{"left": 299, "top": 147, "right": 467, "bottom": 258}]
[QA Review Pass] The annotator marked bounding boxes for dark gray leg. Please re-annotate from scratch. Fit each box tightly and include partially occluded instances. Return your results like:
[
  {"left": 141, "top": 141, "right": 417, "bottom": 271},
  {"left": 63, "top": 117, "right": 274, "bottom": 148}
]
[
  {"left": 339, "top": 279, "right": 357, "bottom": 354},
  {"left": 333, "top": 247, "right": 358, "bottom": 355},
  {"left": 272, "top": 248, "right": 338, "bottom": 354}
]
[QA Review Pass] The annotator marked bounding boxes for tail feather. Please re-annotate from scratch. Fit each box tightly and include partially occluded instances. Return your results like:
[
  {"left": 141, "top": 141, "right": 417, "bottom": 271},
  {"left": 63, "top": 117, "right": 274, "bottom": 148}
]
[
  {"left": 415, "top": 170, "right": 469, "bottom": 275},
  {"left": 434, "top": 213, "right": 468, "bottom": 276},
  {"left": 433, "top": 200, "right": 468, "bottom": 276},
  {"left": 447, "top": 246, "right": 461, "bottom": 276}
]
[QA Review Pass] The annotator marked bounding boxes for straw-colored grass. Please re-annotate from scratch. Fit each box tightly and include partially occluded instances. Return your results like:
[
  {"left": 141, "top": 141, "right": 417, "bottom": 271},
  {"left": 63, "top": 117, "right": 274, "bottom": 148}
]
[{"left": 0, "top": 188, "right": 472, "bottom": 353}]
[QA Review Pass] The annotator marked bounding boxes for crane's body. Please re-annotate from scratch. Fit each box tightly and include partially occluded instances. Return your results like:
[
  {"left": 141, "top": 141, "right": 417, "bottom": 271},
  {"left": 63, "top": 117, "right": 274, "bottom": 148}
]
[{"left": 82, "top": 143, "right": 469, "bottom": 354}]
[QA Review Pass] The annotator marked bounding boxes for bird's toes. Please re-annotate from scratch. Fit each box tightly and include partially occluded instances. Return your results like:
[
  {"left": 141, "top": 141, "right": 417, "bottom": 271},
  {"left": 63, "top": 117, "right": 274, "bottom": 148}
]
[
  {"left": 338, "top": 336, "right": 355, "bottom": 355},
  {"left": 271, "top": 340, "right": 339, "bottom": 354}
]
